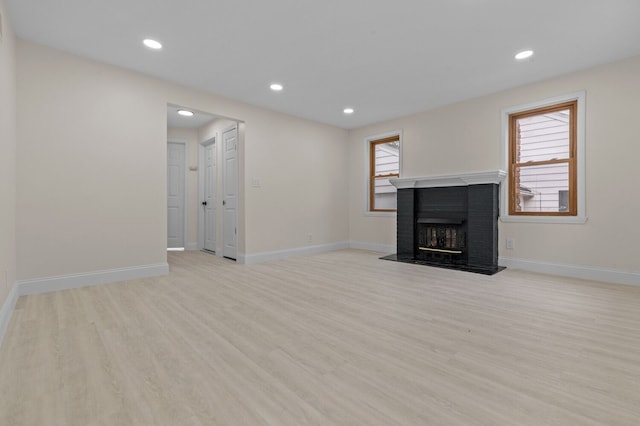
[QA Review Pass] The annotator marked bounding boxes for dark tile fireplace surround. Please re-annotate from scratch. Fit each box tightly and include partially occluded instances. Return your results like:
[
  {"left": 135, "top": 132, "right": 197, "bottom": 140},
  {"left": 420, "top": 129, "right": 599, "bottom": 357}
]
[{"left": 384, "top": 171, "right": 506, "bottom": 275}]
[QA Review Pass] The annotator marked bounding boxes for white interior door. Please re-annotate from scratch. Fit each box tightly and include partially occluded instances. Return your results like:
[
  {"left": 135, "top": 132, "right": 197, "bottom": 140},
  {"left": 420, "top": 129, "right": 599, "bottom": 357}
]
[
  {"left": 203, "top": 140, "right": 216, "bottom": 252},
  {"left": 167, "top": 142, "right": 186, "bottom": 248},
  {"left": 222, "top": 126, "right": 238, "bottom": 260}
]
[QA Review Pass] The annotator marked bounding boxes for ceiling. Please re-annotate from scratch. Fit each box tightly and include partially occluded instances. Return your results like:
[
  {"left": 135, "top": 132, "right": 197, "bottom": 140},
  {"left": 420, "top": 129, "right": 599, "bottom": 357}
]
[
  {"left": 6, "top": 0, "right": 640, "bottom": 129},
  {"left": 167, "top": 105, "right": 218, "bottom": 129}
]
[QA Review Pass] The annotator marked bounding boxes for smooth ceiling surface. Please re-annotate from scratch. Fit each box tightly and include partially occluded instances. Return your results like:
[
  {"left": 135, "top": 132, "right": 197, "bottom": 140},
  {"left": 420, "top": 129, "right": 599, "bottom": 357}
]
[
  {"left": 7, "top": 0, "right": 640, "bottom": 129},
  {"left": 167, "top": 105, "right": 218, "bottom": 130}
]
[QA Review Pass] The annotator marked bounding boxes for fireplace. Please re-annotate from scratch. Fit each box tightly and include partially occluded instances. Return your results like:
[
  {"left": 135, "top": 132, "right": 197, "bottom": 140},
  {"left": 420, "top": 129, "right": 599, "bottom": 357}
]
[{"left": 384, "top": 171, "right": 506, "bottom": 275}]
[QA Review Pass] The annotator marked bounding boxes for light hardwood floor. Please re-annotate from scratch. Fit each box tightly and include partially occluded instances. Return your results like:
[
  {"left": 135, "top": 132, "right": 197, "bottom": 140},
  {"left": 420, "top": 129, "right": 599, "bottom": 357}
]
[{"left": 1, "top": 249, "right": 640, "bottom": 425}]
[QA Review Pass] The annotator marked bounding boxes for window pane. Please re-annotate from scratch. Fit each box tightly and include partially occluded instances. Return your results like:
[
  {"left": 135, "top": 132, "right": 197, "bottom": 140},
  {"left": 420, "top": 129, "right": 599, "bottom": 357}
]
[
  {"left": 516, "top": 109, "right": 570, "bottom": 163},
  {"left": 374, "top": 142, "right": 399, "bottom": 176},
  {"left": 514, "top": 162, "right": 569, "bottom": 213}
]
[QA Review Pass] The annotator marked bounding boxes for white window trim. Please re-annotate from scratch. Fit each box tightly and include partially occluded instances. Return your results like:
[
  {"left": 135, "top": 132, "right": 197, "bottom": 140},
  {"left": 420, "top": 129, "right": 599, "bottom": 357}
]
[
  {"left": 500, "top": 91, "right": 587, "bottom": 224},
  {"left": 364, "top": 130, "right": 402, "bottom": 217}
]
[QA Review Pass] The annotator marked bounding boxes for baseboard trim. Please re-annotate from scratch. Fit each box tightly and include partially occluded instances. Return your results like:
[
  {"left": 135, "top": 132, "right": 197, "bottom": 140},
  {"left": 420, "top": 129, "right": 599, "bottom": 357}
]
[
  {"left": 239, "top": 241, "right": 350, "bottom": 265},
  {"left": 499, "top": 256, "right": 640, "bottom": 287},
  {"left": 238, "top": 241, "right": 398, "bottom": 265},
  {"left": 17, "top": 263, "right": 170, "bottom": 296},
  {"left": 0, "top": 281, "right": 19, "bottom": 346},
  {"left": 348, "top": 241, "right": 396, "bottom": 254}
]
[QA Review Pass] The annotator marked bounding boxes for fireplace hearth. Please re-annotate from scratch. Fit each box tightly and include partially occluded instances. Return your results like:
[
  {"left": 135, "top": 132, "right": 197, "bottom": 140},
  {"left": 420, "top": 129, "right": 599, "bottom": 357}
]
[{"left": 383, "top": 171, "right": 506, "bottom": 275}]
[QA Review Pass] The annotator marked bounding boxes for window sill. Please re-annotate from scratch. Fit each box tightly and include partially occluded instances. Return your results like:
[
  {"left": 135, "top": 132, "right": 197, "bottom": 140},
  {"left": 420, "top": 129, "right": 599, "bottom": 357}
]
[
  {"left": 500, "top": 215, "right": 587, "bottom": 224},
  {"left": 364, "top": 211, "right": 397, "bottom": 218}
]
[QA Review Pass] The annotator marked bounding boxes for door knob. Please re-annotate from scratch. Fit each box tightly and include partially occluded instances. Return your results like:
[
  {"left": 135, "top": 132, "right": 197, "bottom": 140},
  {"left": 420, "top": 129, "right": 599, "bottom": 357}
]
[
  {"left": 202, "top": 201, "right": 207, "bottom": 206},
  {"left": 222, "top": 200, "right": 226, "bottom": 206}
]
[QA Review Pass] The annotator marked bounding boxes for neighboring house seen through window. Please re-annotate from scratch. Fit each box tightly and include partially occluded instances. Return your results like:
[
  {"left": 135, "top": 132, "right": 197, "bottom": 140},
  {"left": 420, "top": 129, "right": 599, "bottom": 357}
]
[{"left": 369, "top": 135, "right": 400, "bottom": 212}]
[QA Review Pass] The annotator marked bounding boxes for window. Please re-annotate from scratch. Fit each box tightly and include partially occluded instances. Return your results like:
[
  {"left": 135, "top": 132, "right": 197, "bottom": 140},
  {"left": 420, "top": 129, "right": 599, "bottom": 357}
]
[
  {"left": 502, "top": 92, "right": 586, "bottom": 223},
  {"left": 509, "top": 100, "right": 577, "bottom": 215},
  {"left": 368, "top": 134, "right": 400, "bottom": 212}
]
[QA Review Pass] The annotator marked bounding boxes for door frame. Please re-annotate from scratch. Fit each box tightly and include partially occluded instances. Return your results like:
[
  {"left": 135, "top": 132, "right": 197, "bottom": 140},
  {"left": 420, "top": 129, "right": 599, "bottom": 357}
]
[
  {"left": 222, "top": 124, "right": 239, "bottom": 260},
  {"left": 167, "top": 139, "right": 189, "bottom": 249},
  {"left": 198, "top": 136, "right": 217, "bottom": 252}
]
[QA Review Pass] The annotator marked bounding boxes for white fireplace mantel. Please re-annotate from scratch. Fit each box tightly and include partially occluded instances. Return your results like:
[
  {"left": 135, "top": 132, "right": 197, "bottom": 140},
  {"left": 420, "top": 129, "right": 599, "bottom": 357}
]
[{"left": 390, "top": 170, "right": 507, "bottom": 189}]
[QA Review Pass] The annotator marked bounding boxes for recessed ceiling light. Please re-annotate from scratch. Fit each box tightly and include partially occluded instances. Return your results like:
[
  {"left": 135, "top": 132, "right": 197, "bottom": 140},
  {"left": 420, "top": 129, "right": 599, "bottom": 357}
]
[
  {"left": 270, "top": 83, "right": 284, "bottom": 91},
  {"left": 343, "top": 107, "right": 355, "bottom": 114},
  {"left": 143, "top": 38, "right": 162, "bottom": 50},
  {"left": 177, "top": 109, "right": 194, "bottom": 117},
  {"left": 515, "top": 50, "right": 534, "bottom": 60}
]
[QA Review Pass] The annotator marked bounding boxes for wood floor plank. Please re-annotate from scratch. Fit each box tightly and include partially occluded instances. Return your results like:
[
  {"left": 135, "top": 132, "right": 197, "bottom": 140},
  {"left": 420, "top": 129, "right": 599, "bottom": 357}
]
[{"left": 1, "top": 249, "right": 640, "bottom": 425}]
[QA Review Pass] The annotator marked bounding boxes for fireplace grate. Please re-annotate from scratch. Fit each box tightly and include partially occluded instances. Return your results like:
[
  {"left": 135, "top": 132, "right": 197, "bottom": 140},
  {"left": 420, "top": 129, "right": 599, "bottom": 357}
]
[{"left": 416, "top": 223, "right": 466, "bottom": 265}]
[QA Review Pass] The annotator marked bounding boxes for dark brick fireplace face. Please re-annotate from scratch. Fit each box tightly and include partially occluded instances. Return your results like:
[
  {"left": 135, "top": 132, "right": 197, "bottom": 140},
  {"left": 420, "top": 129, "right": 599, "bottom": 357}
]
[{"left": 392, "top": 183, "right": 502, "bottom": 275}]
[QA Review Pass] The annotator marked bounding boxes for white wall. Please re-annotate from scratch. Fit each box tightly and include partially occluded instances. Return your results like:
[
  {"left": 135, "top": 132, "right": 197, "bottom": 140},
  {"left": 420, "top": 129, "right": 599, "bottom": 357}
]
[
  {"left": 17, "top": 42, "right": 168, "bottom": 280},
  {"left": 16, "top": 40, "right": 349, "bottom": 282},
  {"left": 242, "top": 113, "right": 349, "bottom": 254},
  {"left": 348, "top": 55, "right": 640, "bottom": 276},
  {"left": 0, "top": 0, "right": 17, "bottom": 309},
  {"left": 18, "top": 35, "right": 638, "bottom": 287}
]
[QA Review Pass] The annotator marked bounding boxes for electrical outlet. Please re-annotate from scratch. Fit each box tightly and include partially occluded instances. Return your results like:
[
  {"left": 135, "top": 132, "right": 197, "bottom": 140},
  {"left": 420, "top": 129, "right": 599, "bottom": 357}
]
[
  {"left": 307, "top": 233, "right": 313, "bottom": 243},
  {"left": 506, "top": 239, "right": 515, "bottom": 250}
]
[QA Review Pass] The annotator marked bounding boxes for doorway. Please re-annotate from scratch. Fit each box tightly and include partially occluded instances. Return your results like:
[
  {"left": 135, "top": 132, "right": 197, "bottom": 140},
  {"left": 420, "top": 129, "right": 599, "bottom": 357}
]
[{"left": 167, "top": 104, "right": 241, "bottom": 259}]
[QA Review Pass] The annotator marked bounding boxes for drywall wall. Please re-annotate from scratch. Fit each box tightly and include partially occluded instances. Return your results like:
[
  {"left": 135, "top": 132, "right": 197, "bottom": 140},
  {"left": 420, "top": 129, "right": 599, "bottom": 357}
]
[
  {"left": 348, "top": 55, "right": 640, "bottom": 275},
  {"left": 241, "top": 112, "right": 349, "bottom": 254},
  {"left": 0, "top": 0, "right": 17, "bottom": 310},
  {"left": 17, "top": 42, "right": 168, "bottom": 280},
  {"left": 16, "top": 40, "right": 349, "bottom": 282}
]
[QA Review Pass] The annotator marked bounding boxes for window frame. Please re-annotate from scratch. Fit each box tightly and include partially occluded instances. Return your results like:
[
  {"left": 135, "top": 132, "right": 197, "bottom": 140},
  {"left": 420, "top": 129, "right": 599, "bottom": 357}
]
[
  {"left": 509, "top": 100, "right": 577, "bottom": 216},
  {"left": 500, "top": 92, "right": 586, "bottom": 224},
  {"left": 365, "top": 131, "right": 402, "bottom": 215}
]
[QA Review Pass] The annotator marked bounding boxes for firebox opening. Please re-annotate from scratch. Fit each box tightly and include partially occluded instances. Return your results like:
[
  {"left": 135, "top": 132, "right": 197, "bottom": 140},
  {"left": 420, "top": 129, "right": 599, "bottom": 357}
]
[{"left": 416, "top": 218, "right": 467, "bottom": 265}]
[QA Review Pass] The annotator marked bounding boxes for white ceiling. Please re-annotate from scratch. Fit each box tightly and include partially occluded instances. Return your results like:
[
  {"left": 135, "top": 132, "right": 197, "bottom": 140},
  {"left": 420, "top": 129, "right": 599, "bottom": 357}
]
[
  {"left": 6, "top": 0, "right": 640, "bottom": 129},
  {"left": 167, "top": 105, "right": 217, "bottom": 129}
]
